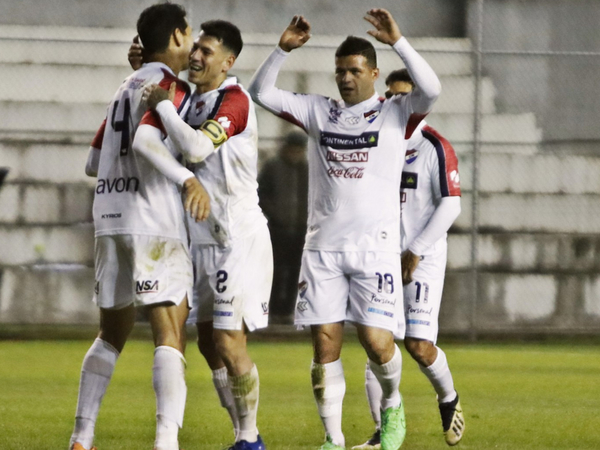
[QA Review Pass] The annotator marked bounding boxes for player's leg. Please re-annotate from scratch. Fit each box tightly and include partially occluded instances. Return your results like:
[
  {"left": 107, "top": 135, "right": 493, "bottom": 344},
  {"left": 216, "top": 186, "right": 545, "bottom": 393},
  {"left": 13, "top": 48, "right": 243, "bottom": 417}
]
[
  {"left": 310, "top": 322, "right": 346, "bottom": 449},
  {"left": 209, "top": 226, "right": 272, "bottom": 448},
  {"left": 351, "top": 362, "right": 383, "bottom": 450},
  {"left": 146, "top": 299, "right": 189, "bottom": 450},
  {"left": 69, "top": 235, "right": 136, "bottom": 450},
  {"left": 296, "top": 250, "right": 349, "bottom": 449},
  {"left": 349, "top": 251, "right": 405, "bottom": 450},
  {"left": 404, "top": 253, "right": 463, "bottom": 445},
  {"left": 197, "top": 321, "right": 240, "bottom": 440}
]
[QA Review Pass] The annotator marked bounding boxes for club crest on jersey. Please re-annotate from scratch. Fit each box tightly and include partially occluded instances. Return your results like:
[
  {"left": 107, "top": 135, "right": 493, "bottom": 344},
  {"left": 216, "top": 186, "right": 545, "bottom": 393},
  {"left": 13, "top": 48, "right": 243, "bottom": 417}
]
[
  {"left": 298, "top": 280, "right": 308, "bottom": 298},
  {"left": 320, "top": 131, "right": 379, "bottom": 149},
  {"left": 405, "top": 149, "right": 419, "bottom": 164},
  {"left": 363, "top": 110, "right": 380, "bottom": 123},
  {"left": 195, "top": 101, "right": 205, "bottom": 115},
  {"left": 328, "top": 107, "right": 342, "bottom": 124}
]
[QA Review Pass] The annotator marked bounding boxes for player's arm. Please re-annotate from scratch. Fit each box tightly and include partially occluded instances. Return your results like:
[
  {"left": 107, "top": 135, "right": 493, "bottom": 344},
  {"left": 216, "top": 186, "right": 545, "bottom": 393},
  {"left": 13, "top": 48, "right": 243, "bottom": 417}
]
[
  {"left": 132, "top": 124, "right": 210, "bottom": 222},
  {"left": 85, "top": 118, "right": 107, "bottom": 177},
  {"left": 248, "top": 16, "right": 313, "bottom": 129},
  {"left": 365, "top": 9, "right": 441, "bottom": 115}
]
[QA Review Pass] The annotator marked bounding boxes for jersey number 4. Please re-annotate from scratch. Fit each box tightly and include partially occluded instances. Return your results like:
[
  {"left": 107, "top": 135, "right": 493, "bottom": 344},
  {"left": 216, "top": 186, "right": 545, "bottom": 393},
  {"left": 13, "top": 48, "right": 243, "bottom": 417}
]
[{"left": 111, "top": 97, "right": 131, "bottom": 156}]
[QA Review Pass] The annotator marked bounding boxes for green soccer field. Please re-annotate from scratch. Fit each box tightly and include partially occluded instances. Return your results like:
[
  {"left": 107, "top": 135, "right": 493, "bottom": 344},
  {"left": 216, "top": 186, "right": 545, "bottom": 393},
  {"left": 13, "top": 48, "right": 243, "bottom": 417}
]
[{"left": 0, "top": 337, "right": 599, "bottom": 450}]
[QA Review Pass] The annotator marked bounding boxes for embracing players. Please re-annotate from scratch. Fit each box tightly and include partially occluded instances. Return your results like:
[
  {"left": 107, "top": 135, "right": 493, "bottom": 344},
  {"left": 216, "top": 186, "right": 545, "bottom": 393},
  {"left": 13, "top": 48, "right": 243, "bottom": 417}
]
[
  {"left": 353, "top": 70, "right": 464, "bottom": 449},
  {"left": 135, "top": 19, "right": 272, "bottom": 450},
  {"left": 69, "top": 3, "right": 210, "bottom": 450},
  {"left": 249, "top": 9, "right": 440, "bottom": 450}
]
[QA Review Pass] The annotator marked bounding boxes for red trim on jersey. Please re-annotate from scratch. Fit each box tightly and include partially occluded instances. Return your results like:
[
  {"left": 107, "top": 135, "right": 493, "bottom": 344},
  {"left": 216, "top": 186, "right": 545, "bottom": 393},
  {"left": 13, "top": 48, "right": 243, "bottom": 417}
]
[
  {"left": 277, "top": 111, "right": 307, "bottom": 132},
  {"left": 422, "top": 125, "right": 461, "bottom": 197},
  {"left": 90, "top": 118, "right": 107, "bottom": 150},
  {"left": 140, "top": 69, "right": 191, "bottom": 135},
  {"left": 405, "top": 113, "right": 427, "bottom": 139},
  {"left": 207, "top": 85, "right": 249, "bottom": 138}
]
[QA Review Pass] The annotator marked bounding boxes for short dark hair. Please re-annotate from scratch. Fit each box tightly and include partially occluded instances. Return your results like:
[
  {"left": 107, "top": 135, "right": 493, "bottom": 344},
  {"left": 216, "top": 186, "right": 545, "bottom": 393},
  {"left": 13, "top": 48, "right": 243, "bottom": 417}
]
[
  {"left": 335, "top": 36, "right": 377, "bottom": 68},
  {"left": 137, "top": 2, "right": 188, "bottom": 55},
  {"left": 201, "top": 20, "right": 243, "bottom": 57},
  {"left": 385, "top": 69, "right": 414, "bottom": 87}
]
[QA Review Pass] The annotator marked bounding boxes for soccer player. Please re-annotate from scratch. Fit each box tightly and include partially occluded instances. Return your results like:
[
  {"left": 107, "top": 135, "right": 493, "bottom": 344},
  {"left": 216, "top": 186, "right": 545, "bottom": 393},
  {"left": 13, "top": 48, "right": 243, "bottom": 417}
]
[
  {"left": 69, "top": 4, "right": 209, "bottom": 450},
  {"left": 139, "top": 20, "right": 272, "bottom": 450},
  {"left": 248, "top": 9, "right": 441, "bottom": 450},
  {"left": 353, "top": 69, "right": 463, "bottom": 450}
]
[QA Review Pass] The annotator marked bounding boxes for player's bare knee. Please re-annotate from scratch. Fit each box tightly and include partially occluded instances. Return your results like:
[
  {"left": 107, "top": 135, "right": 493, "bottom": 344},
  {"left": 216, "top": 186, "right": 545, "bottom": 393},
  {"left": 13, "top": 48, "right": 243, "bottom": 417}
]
[{"left": 404, "top": 338, "right": 435, "bottom": 366}]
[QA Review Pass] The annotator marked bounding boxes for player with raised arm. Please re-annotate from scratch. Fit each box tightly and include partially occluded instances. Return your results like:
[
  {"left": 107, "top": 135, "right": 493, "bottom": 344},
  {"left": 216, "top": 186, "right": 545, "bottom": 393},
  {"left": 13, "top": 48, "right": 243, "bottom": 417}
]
[
  {"left": 69, "top": 4, "right": 209, "bottom": 450},
  {"left": 353, "top": 69, "right": 463, "bottom": 450},
  {"left": 136, "top": 20, "right": 271, "bottom": 450},
  {"left": 248, "top": 9, "right": 441, "bottom": 450}
]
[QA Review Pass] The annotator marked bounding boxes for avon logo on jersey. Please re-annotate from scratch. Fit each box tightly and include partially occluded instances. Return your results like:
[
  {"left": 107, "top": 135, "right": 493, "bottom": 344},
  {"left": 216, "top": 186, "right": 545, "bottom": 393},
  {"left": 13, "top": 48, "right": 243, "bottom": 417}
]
[
  {"left": 401, "top": 172, "right": 418, "bottom": 189},
  {"left": 136, "top": 280, "right": 159, "bottom": 294},
  {"left": 363, "top": 110, "right": 380, "bottom": 123},
  {"left": 327, "top": 166, "right": 364, "bottom": 179},
  {"left": 320, "top": 131, "right": 379, "bottom": 150},
  {"left": 405, "top": 149, "right": 419, "bottom": 164},
  {"left": 96, "top": 177, "right": 140, "bottom": 194},
  {"left": 326, "top": 150, "right": 368, "bottom": 163}
]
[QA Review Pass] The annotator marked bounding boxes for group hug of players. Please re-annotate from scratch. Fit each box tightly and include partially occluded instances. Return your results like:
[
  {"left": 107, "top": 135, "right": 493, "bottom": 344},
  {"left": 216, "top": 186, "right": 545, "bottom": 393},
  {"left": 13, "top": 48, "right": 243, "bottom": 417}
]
[{"left": 69, "top": 3, "right": 464, "bottom": 450}]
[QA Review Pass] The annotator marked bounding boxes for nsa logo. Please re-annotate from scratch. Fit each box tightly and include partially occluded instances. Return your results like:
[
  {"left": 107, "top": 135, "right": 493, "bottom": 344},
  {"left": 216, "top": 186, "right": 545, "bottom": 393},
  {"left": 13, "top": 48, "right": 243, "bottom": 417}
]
[
  {"left": 363, "top": 110, "right": 380, "bottom": 123},
  {"left": 136, "top": 280, "right": 159, "bottom": 294},
  {"left": 405, "top": 149, "right": 419, "bottom": 164},
  {"left": 195, "top": 100, "right": 205, "bottom": 115},
  {"left": 261, "top": 302, "right": 269, "bottom": 314}
]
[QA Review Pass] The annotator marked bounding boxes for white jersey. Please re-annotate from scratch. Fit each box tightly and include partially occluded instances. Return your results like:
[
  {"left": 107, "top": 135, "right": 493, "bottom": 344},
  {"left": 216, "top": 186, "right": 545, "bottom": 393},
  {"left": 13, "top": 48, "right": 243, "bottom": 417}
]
[
  {"left": 183, "top": 77, "right": 266, "bottom": 245},
  {"left": 266, "top": 92, "right": 418, "bottom": 253},
  {"left": 401, "top": 121, "right": 461, "bottom": 255},
  {"left": 92, "top": 62, "right": 191, "bottom": 241}
]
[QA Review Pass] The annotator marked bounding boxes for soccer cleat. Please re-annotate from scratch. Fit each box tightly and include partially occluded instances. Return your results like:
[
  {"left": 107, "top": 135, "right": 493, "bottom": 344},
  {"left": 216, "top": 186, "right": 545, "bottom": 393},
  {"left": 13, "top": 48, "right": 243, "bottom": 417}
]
[
  {"left": 351, "top": 429, "right": 381, "bottom": 449},
  {"left": 380, "top": 400, "right": 406, "bottom": 450},
  {"left": 318, "top": 434, "right": 345, "bottom": 450},
  {"left": 227, "top": 434, "right": 266, "bottom": 450},
  {"left": 71, "top": 444, "right": 97, "bottom": 450},
  {"left": 439, "top": 393, "right": 465, "bottom": 446}
]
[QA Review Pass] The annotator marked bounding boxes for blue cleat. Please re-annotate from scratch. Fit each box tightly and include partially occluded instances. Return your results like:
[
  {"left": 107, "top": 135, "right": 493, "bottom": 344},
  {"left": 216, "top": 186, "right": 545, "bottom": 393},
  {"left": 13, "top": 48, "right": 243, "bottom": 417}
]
[{"left": 227, "top": 434, "right": 266, "bottom": 450}]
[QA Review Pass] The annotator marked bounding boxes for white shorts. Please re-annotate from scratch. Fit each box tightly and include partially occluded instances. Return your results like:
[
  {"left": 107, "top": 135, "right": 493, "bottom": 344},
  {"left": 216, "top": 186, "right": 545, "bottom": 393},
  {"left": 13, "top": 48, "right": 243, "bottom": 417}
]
[
  {"left": 93, "top": 234, "right": 193, "bottom": 310},
  {"left": 295, "top": 250, "right": 404, "bottom": 338},
  {"left": 188, "top": 225, "right": 273, "bottom": 331},
  {"left": 403, "top": 246, "right": 447, "bottom": 343}
]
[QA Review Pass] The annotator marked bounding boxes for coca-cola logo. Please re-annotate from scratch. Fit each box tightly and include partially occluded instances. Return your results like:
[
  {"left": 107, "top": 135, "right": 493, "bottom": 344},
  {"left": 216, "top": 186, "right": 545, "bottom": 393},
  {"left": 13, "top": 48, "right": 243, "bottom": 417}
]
[{"left": 327, "top": 166, "right": 364, "bottom": 179}]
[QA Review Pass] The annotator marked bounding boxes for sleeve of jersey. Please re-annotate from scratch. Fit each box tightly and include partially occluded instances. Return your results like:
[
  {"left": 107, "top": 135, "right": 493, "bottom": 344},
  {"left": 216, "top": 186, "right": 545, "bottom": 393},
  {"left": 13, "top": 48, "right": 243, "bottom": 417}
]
[
  {"left": 155, "top": 100, "right": 216, "bottom": 163},
  {"left": 132, "top": 124, "right": 195, "bottom": 187},
  {"left": 392, "top": 37, "right": 442, "bottom": 138},
  {"left": 139, "top": 75, "right": 191, "bottom": 135},
  {"left": 422, "top": 126, "right": 461, "bottom": 198},
  {"left": 248, "top": 46, "right": 312, "bottom": 131},
  {"left": 408, "top": 196, "right": 461, "bottom": 255}
]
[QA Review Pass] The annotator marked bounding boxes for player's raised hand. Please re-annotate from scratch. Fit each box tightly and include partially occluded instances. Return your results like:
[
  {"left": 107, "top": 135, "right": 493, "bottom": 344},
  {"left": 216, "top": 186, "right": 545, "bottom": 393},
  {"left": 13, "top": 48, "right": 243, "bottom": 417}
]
[
  {"left": 141, "top": 82, "right": 175, "bottom": 110},
  {"left": 365, "top": 8, "right": 402, "bottom": 46},
  {"left": 128, "top": 35, "right": 144, "bottom": 70},
  {"left": 401, "top": 250, "right": 421, "bottom": 285},
  {"left": 183, "top": 177, "right": 210, "bottom": 222},
  {"left": 278, "top": 15, "right": 311, "bottom": 52}
]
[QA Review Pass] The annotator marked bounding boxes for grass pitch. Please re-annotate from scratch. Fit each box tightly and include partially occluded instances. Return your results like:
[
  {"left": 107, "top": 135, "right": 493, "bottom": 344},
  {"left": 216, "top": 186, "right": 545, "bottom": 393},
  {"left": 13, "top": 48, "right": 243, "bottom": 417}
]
[{"left": 0, "top": 336, "right": 599, "bottom": 449}]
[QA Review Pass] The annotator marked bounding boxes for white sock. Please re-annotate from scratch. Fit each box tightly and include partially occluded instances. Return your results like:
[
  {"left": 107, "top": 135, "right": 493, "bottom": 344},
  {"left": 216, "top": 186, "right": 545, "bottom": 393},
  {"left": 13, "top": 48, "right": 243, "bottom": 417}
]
[
  {"left": 212, "top": 367, "right": 239, "bottom": 439},
  {"left": 311, "top": 359, "right": 346, "bottom": 447},
  {"left": 153, "top": 346, "right": 187, "bottom": 450},
  {"left": 364, "top": 363, "right": 382, "bottom": 429},
  {"left": 229, "top": 365, "right": 260, "bottom": 443},
  {"left": 368, "top": 344, "right": 402, "bottom": 411},
  {"left": 70, "top": 338, "right": 119, "bottom": 450},
  {"left": 419, "top": 347, "right": 456, "bottom": 403}
]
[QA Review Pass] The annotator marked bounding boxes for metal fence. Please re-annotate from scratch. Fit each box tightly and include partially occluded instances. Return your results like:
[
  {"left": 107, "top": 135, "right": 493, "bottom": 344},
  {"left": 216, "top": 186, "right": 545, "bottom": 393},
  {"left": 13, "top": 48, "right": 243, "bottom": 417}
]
[{"left": 0, "top": 0, "right": 599, "bottom": 336}]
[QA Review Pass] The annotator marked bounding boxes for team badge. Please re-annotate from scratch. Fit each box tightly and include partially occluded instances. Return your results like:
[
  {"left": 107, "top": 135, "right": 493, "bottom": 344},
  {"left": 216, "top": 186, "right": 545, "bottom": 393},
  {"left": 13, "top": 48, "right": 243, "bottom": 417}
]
[
  {"left": 195, "top": 100, "right": 205, "bottom": 115},
  {"left": 363, "top": 110, "right": 380, "bottom": 123},
  {"left": 328, "top": 107, "right": 342, "bottom": 124},
  {"left": 405, "top": 149, "right": 419, "bottom": 164},
  {"left": 298, "top": 280, "right": 308, "bottom": 298}
]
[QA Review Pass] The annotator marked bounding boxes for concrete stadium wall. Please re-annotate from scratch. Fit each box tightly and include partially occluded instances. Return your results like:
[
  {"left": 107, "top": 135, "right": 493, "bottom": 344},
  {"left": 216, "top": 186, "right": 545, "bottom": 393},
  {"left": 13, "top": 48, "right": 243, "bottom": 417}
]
[
  {"left": 466, "top": 0, "right": 600, "bottom": 152},
  {"left": 0, "top": 0, "right": 466, "bottom": 37}
]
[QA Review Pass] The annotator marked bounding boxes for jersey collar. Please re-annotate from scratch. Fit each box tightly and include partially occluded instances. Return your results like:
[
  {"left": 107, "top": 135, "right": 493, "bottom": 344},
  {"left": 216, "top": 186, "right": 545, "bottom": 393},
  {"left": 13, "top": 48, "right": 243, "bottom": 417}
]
[
  {"left": 141, "top": 62, "right": 176, "bottom": 76},
  {"left": 340, "top": 92, "right": 381, "bottom": 113}
]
